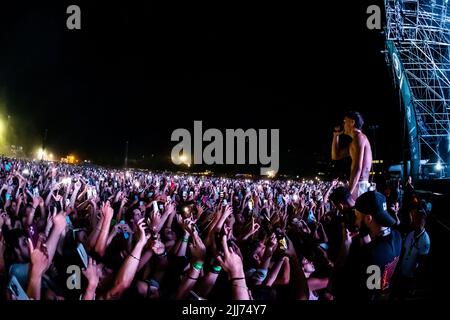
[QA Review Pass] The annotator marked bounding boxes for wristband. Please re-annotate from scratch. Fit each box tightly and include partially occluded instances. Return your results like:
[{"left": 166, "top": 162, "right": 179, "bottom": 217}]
[
  {"left": 192, "top": 261, "right": 204, "bottom": 271},
  {"left": 211, "top": 265, "right": 222, "bottom": 274},
  {"left": 157, "top": 251, "right": 167, "bottom": 257},
  {"left": 182, "top": 237, "right": 189, "bottom": 243},
  {"left": 230, "top": 277, "right": 245, "bottom": 282}
]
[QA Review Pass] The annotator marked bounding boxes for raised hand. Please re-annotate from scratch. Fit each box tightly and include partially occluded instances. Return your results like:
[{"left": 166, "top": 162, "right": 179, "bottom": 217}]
[
  {"left": 239, "top": 217, "right": 260, "bottom": 241},
  {"left": 53, "top": 194, "right": 62, "bottom": 203},
  {"left": 74, "top": 181, "right": 82, "bottom": 190},
  {"left": 45, "top": 207, "right": 57, "bottom": 235},
  {"left": 137, "top": 218, "right": 150, "bottom": 246},
  {"left": 189, "top": 231, "right": 206, "bottom": 263},
  {"left": 101, "top": 201, "right": 114, "bottom": 221},
  {"left": 52, "top": 213, "right": 67, "bottom": 233},
  {"left": 216, "top": 235, "right": 245, "bottom": 278},
  {"left": 82, "top": 257, "right": 100, "bottom": 288},
  {"left": 28, "top": 238, "right": 50, "bottom": 277},
  {"left": 164, "top": 202, "right": 176, "bottom": 215},
  {"left": 149, "top": 206, "right": 162, "bottom": 233},
  {"left": 32, "top": 196, "right": 40, "bottom": 209},
  {"left": 120, "top": 196, "right": 128, "bottom": 207}
]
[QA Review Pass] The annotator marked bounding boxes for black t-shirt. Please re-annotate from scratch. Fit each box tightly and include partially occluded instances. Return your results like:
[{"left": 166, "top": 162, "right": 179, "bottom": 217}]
[
  {"left": 361, "top": 230, "right": 402, "bottom": 297},
  {"left": 337, "top": 229, "right": 402, "bottom": 300}
]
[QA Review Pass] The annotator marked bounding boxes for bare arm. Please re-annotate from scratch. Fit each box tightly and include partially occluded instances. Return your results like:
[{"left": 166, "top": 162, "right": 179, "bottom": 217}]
[
  {"left": 175, "top": 232, "right": 206, "bottom": 299},
  {"left": 263, "top": 256, "right": 289, "bottom": 287},
  {"left": 105, "top": 219, "right": 149, "bottom": 300},
  {"left": 331, "top": 132, "right": 350, "bottom": 161},
  {"left": 195, "top": 269, "right": 220, "bottom": 298},
  {"left": 94, "top": 202, "right": 114, "bottom": 257},
  {"left": 46, "top": 213, "right": 67, "bottom": 264},
  {"left": 348, "top": 135, "right": 364, "bottom": 195}
]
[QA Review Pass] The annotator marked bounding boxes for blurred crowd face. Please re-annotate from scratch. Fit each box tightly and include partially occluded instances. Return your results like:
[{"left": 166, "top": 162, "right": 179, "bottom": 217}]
[
  {"left": 15, "top": 236, "right": 30, "bottom": 263},
  {"left": 410, "top": 209, "right": 426, "bottom": 231},
  {"left": 252, "top": 241, "right": 266, "bottom": 265},
  {"left": 302, "top": 257, "right": 315, "bottom": 277}
]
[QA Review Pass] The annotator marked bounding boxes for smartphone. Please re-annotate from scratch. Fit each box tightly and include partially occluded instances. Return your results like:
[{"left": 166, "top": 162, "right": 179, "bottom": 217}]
[
  {"left": 86, "top": 187, "right": 93, "bottom": 199},
  {"left": 222, "top": 199, "right": 228, "bottom": 207},
  {"left": 152, "top": 201, "right": 159, "bottom": 212},
  {"left": 76, "top": 243, "right": 89, "bottom": 269},
  {"left": 120, "top": 220, "right": 129, "bottom": 240},
  {"left": 72, "top": 228, "right": 84, "bottom": 241},
  {"left": 33, "top": 187, "right": 39, "bottom": 197},
  {"left": 248, "top": 200, "right": 253, "bottom": 211},
  {"left": 215, "top": 229, "right": 233, "bottom": 254},
  {"left": 5, "top": 193, "right": 11, "bottom": 201},
  {"left": 7, "top": 276, "right": 29, "bottom": 300}
]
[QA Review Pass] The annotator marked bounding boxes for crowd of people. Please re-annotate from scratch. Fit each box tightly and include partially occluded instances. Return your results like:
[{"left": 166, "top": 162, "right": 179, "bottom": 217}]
[{"left": 0, "top": 156, "right": 431, "bottom": 300}]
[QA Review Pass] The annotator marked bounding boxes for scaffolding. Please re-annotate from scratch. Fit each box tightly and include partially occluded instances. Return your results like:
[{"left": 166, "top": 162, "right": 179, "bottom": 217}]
[{"left": 385, "top": 0, "right": 450, "bottom": 178}]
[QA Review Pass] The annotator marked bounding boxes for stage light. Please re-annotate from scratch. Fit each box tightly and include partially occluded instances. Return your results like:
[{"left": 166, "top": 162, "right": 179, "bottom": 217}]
[
  {"left": 435, "top": 162, "right": 443, "bottom": 171},
  {"left": 180, "top": 155, "right": 187, "bottom": 163},
  {"left": 266, "top": 170, "right": 276, "bottom": 178},
  {"left": 37, "top": 148, "right": 45, "bottom": 159},
  {"left": 22, "top": 169, "right": 30, "bottom": 175}
]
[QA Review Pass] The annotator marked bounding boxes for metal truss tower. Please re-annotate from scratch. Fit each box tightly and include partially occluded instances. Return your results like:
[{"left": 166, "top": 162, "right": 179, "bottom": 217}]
[{"left": 385, "top": 0, "right": 450, "bottom": 179}]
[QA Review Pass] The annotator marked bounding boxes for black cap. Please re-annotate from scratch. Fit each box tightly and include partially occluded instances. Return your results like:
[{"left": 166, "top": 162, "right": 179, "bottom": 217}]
[{"left": 354, "top": 191, "right": 396, "bottom": 227}]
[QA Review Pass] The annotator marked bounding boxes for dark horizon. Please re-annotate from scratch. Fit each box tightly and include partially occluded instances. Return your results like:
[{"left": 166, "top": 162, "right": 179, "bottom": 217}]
[{"left": 0, "top": 0, "right": 404, "bottom": 176}]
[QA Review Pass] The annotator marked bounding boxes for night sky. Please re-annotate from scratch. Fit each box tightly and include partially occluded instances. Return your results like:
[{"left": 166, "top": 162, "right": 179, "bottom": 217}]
[{"left": 0, "top": 0, "right": 403, "bottom": 175}]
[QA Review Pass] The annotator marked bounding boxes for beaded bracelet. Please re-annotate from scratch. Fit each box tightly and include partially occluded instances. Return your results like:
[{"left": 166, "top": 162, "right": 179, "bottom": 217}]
[{"left": 129, "top": 254, "right": 140, "bottom": 261}]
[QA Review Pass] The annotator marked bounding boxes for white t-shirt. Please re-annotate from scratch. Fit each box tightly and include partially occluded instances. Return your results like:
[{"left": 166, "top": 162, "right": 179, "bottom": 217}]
[{"left": 400, "top": 229, "right": 430, "bottom": 278}]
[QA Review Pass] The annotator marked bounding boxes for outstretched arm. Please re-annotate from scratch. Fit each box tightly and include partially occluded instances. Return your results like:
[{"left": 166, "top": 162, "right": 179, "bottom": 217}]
[{"left": 105, "top": 218, "right": 149, "bottom": 299}]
